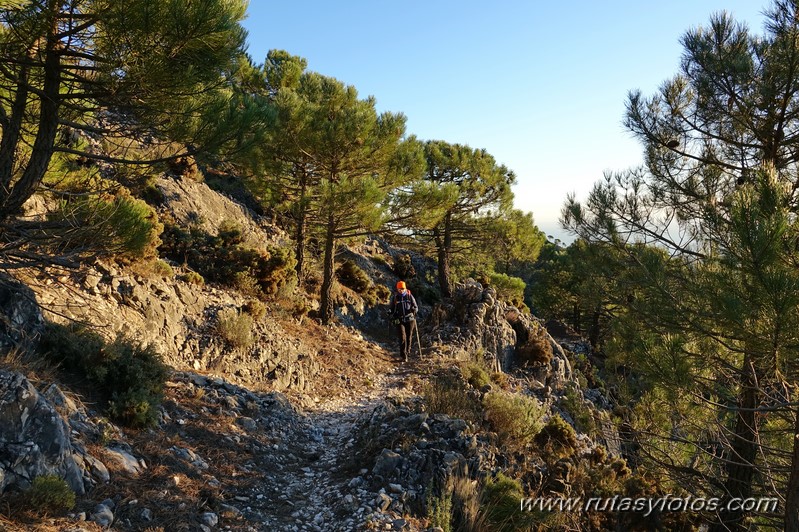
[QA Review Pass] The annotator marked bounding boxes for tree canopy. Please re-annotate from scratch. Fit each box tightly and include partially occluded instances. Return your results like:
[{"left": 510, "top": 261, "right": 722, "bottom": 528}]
[{"left": 563, "top": 3, "right": 799, "bottom": 529}]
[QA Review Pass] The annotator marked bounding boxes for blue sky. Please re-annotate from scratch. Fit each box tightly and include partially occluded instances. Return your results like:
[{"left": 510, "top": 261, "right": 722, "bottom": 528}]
[{"left": 241, "top": 1, "right": 767, "bottom": 242}]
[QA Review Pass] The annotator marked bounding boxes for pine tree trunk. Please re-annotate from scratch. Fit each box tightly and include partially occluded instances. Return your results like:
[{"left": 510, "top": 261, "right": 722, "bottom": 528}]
[
  {"left": 712, "top": 354, "right": 761, "bottom": 532},
  {"left": 293, "top": 170, "right": 309, "bottom": 283},
  {"left": 0, "top": 7, "right": 60, "bottom": 222},
  {"left": 295, "top": 221, "right": 306, "bottom": 282},
  {"left": 588, "top": 305, "right": 601, "bottom": 350},
  {"left": 784, "top": 404, "right": 799, "bottom": 531},
  {"left": 294, "top": 206, "right": 307, "bottom": 283},
  {"left": 319, "top": 215, "right": 336, "bottom": 325},
  {"left": 435, "top": 213, "right": 453, "bottom": 298},
  {"left": 0, "top": 62, "right": 30, "bottom": 196}
]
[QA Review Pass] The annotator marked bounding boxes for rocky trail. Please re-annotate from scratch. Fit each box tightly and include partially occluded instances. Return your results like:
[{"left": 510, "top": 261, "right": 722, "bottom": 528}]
[
  {"left": 252, "top": 360, "right": 418, "bottom": 531},
  {"left": 129, "top": 344, "right": 427, "bottom": 532}
]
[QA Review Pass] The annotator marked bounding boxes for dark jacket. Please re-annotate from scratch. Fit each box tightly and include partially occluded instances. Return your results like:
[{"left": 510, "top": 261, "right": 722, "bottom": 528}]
[{"left": 391, "top": 290, "right": 418, "bottom": 322}]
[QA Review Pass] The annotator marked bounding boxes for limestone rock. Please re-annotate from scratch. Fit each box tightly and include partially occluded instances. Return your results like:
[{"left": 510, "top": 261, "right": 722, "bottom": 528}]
[{"left": 0, "top": 370, "right": 84, "bottom": 495}]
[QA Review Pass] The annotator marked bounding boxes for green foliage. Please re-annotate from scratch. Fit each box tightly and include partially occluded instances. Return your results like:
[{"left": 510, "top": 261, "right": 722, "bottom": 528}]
[
  {"left": 559, "top": 384, "right": 596, "bottom": 435},
  {"left": 216, "top": 308, "right": 254, "bottom": 348},
  {"left": 480, "top": 473, "right": 538, "bottom": 532},
  {"left": 388, "top": 140, "right": 516, "bottom": 296},
  {"left": 461, "top": 360, "right": 491, "bottom": 390},
  {"left": 422, "top": 373, "right": 482, "bottom": 424},
  {"left": 561, "top": 7, "right": 799, "bottom": 523},
  {"left": 483, "top": 209, "right": 546, "bottom": 271},
  {"left": 39, "top": 324, "right": 168, "bottom": 427},
  {"left": 426, "top": 487, "right": 453, "bottom": 532},
  {"left": 0, "top": 0, "right": 251, "bottom": 230},
  {"left": 335, "top": 259, "right": 392, "bottom": 307},
  {"left": 407, "top": 278, "right": 440, "bottom": 305},
  {"left": 373, "top": 284, "right": 392, "bottom": 304},
  {"left": 393, "top": 254, "right": 416, "bottom": 280},
  {"left": 151, "top": 259, "right": 175, "bottom": 278},
  {"left": 159, "top": 222, "right": 296, "bottom": 298},
  {"left": 24, "top": 475, "right": 75, "bottom": 515},
  {"left": 179, "top": 271, "right": 205, "bottom": 285},
  {"left": 242, "top": 299, "right": 267, "bottom": 321},
  {"left": 485, "top": 272, "right": 526, "bottom": 309},
  {"left": 51, "top": 190, "right": 163, "bottom": 261},
  {"left": 337, "top": 260, "right": 371, "bottom": 292},
  {"left": 482, "top": 391, "right": 545, "bottom": 449},
  {"left": 515, "top": 324, "right": 553, "bottom": 367},
  {"left": 535, "top": 415, "right": 579, "bottom": 459},
  {"left": 252, "top": 66, "right": 420, "bottom": 324}
]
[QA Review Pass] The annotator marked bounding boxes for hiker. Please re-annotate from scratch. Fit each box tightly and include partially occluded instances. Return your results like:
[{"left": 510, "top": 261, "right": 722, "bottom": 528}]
[{"left": 390, "top": 280, "right": 418, "bottom": 361}]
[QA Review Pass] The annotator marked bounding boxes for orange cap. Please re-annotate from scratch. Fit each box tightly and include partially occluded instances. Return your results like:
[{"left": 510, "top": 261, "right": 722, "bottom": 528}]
[{"left": 396, "top": 281, "right": 406, "bottom": 290}]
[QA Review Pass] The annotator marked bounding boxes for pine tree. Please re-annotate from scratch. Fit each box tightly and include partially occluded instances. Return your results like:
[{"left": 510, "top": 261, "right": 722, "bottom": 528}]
[
  {"left": 563, "top": 3, "right": 799, "bottom": 528},
  {"left": 0, "top": 0, "right": 251, "bottom": 268}
]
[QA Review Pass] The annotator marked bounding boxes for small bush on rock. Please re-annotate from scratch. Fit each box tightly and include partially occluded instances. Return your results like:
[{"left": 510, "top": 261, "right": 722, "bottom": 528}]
[
  {"left": 337, "top": 260, "right": 371, "bottom": 292},
  {"left": 535, "top": 414, "right": 579, "bottom": 459},
  {"left": 485, "top": 272, "right": 527, "bottom": 310},
  {"left": 217, "top": 308, "right": 253, "bottom": 348},
  {"left": 426, "top": 488, "right": 453, "bottom": 532},
  {"left": 159, "top": 222, "right": 296, "bottom": 298},
  {"left": 480, "top": 473, "right": 538, "bottom": 532},
  {"left": 461, "top": 361, "right": 490, "bottom": 390},
  {"left": 422, "top": 372, "right": 482, "bottom": 424},
  {"left": 39, "top": 324, "right": 168, "bottom": 428},
  {"left": 483, "top": 391, "right": 545, "bottom": 448},
  {"left": 393, "top": 253, "right": 416, "bottom": 279},
  {"left": 515, "top": 326, "right": 553, "bottom": 367},
  {"left": 242, "top": 299, "right": 267, "bottom": 321},
  {"left": 179, "top": 271, "right": 205, "bottom": 285},
  {"left": 23, "top": 475, "right": 75, "bottom": 515},
  {"left": 50, "top": 190, "right": 163, "bottom": 260}
]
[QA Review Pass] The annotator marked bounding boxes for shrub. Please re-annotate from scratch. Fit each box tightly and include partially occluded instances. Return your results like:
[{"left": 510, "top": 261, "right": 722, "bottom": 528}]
[
  {"left": 515, "top": 326, "right": 553, "bottom": 367},
  {"left": 216, "top": 308, "right": 253, "bottom": 348},
  {"left": 393, "top": 253, "right": 416, "bottom": 279},
  {"left": 336, "top": 260, "right": 393, "bottom": 307},
  {"left": 39, "top": 324, "right": 168, "bottom": 428},
  {"left": 242, "top": 299, "right": 267, "bottom": 321},
  {"left": 483, "top": 391, "right": 545, "bottom": 448},
  {"left": 141, "top": 183, "right": 166, "bottom": 206},
  {"left": 426, "top": 488, "right": 453, "bottom": 532},
  {"left": 179, "top": 271, "right": 205, "bottom": 285},
  {"left": 408, "top": 278, "right": 441, "bottom": 305},
  {"left": 422, "top": 373, "right": 482, "bottom": 424},
  {"left": 486, "top": 271, "right": 526, "bottom": 308},
  {"left": 559, "top": 384, "right": 596, "bottom": 434},
  {"left": 535, "top": 414, "right": 579, "bottom": 459},
  {"left": 461, "top": 361, "right": 490, "bottom": 390},
  {"left": 373, "top": 284, "right": 392, "bottom": 304},
  {"left": 337, "top": 259, "right": 371, "bottom": 292},
  {"left": 151, "top": 259, "right": 174, "bottom": 278},
  {"left": 480, "top": 473, "right": 538, "bottom": 532},
  {"left": 51, "top": 190, "right": 163, "bottom": 260},
  {"left": 24, "top": 475, "right": 75, "bottom": 515},
  {"left": 491, "top": 371, "right": 511, "bottom": 390},
  {"left": 159, "top": 223, "right": 296, "bottom": 298}
]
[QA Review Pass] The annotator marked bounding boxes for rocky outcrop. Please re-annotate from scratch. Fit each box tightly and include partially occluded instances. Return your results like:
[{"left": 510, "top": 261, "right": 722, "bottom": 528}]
[
  {"left": 31, "top": 264, "right": 320, "bottom": 392},
  {"left": 18, "top": 175, "right": 319, "bottom": 393},
  {"left": 351, "top": 400, "right": 494, "bottom": 514},
  {"left": 0, "top": 276, "right": 43, "bottom": 353},
  {"left": 0, "top": 370, "right": 83, "bottom": 495},
  {"left": 427, "top": 279, "right": 572, "bottom": 388},
  {"left": 155, "top": 175, "right": 284, "bottom": 249}
]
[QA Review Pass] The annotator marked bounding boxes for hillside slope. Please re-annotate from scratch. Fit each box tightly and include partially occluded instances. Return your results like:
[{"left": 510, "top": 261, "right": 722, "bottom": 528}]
[{"left": 0, "top": 174, "right": 625, "bottom": 531}]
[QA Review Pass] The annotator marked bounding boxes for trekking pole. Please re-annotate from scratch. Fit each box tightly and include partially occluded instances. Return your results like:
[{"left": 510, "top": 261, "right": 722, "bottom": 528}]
[{"left": 415, "top": 320, "right": 422, "bottom": 359}]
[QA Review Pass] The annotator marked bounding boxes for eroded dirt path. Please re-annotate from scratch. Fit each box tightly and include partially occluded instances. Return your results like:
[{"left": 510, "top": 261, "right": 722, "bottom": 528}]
[{"left": 223, "top": 345, "right": 422, "bottom": 531}]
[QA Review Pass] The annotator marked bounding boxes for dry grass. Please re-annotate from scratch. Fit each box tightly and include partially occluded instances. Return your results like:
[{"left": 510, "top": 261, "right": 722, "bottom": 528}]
[{"left": 0, "top": 346, "right": 60, "bottom": 385}]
